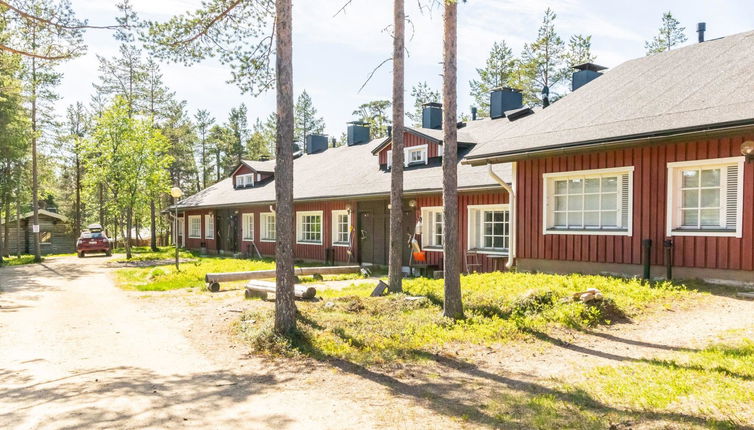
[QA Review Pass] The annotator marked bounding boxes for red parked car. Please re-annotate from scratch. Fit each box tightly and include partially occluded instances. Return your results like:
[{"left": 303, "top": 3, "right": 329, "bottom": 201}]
[{"left": 77, "top": 224, "right": 112, "bottom": 258}]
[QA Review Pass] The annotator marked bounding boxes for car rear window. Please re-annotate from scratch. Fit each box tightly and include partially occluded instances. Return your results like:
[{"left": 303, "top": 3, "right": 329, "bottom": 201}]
[{"left": 90, "top": 232, "right": 104, "bottom": 238}]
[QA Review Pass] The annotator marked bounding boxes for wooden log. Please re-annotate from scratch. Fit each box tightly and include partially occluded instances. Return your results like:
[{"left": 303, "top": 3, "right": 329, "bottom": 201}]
[
  {"left": 206, "top": 282, "right": 220, "bottom": 293},
  {"left": 205, "top": 265, "right": 360, "bottom": 284},
  {"left": 245, "top": 280, "right": 317, "bottom": 300}
]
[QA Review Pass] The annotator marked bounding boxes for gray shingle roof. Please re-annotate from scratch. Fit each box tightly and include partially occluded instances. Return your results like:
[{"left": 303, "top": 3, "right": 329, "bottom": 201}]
[
  {"left": 177, "top": 138, "right": 509, "bottom": 210},
  {"left": 240, "top": 159, "right": 276, "bottom": 173},
  {"left": 465, "top": 30, "right": 754, "bottom": 164}
]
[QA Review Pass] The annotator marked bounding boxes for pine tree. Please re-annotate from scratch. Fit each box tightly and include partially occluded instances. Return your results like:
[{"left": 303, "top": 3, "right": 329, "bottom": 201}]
[
  {"left": 352, "top": 100, "right": 391, "bottom": 137},
  {"left": 565, "top": 34, "right": 596, "bottom": 66},
  {"left": 645, "top": 11, "right": 687, "bottom": 55},
  {"left": 469, "top": 41, "right": 516, "bottom": 117},
  {"left": 408, "top": 81, "right": 440, "bottom": 126},
  {"left": 226, "top": 103, "right": 250, "bottom": 168},
  {"left": 294, "top": 90, "right": 325, "bottom": 143},
  {"left": 520, "top": 8, "right": 566, "bottom": 106},
  {"left": 194, "top": 110, "right": 215, "bottom": 189}
]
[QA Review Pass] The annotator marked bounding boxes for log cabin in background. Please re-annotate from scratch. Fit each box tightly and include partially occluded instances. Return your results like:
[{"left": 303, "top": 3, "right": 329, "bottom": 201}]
[{"left": 173, "top": 29, "right": 754, "bottom": 284}]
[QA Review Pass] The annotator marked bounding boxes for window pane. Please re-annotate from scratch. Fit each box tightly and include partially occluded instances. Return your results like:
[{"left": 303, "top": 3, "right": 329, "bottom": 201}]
[
  {"left": 568, "top": 212, "right": 582, "bottom": 227},
  {"left": 484, "top": 223, "right": 493, "bottom": 236},
  {"left": 493, "top": 222, "right": 504, "bottom": 236},
  {"left": 584, "top": 211, "right": 599, "bottom": 227},
  {"left": 584, "top": 194, "right": 600, "bottom": 210},
  {"left": 682, "top": 190, "right": 699, "bottom": 208},
  {"left": 601, "top": 193, "right": 617, "bottom": 210},
  {"left": 568, "top": 195, "right": 582, "bottom": 210},
  {"left": 493, "top": 211, "right": 504, "bottom": 222},
  {"left": 555, "top": 196, "right": 567, "bottom": 210},
  {"left": 682, "top": 170, "right": 699, "bottom": 188},
  {"left": 493, "top": 236, "right": 504, "bottom": 249},
  {"left": 700, "top": 169, "right": 720, "bottom": 187},
  {"left": 584, "top": 178, "right": 600, "bottom": 193},
  {"left": 601, "top": 176, "right": 618, "bottom": 192},
  {"left": 700, "top": 189, "right": 720, "bottom": 208},
  {"left": 601, "top": 211, "right": 617, "bottom": 226},
  {"left": 483, "top": 211, "right": 493, "bottom": 222},
  {"left": 700, "top": 209, "right": 720, "bottom": 226},
  {"left": 554, "top": 212, "right": 567, "bottom": 226},
  {"left": 568, "top": 179, "right": 583, "bottom": 193},
  {"left": 682, "top": 209, "right": 698, "bottom": 226},
  {"left": 555, "top": 180, "right": 567, "bottom": 194}
]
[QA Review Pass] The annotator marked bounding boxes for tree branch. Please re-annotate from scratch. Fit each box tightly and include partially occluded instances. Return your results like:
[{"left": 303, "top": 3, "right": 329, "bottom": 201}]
[
  {"left": 333, "top": 0, "right": 355, "bottom": 17},
  {"left": 0, "top": 43, "right": 72, "bottom": 60},
  {"left": 0, "top": 0, "right": 122, "bottom": 30},
  {"left": 358, "top": 57, "right": 392, "bottom": 93},
  {"left": 169, "top": 0, "right": 245, "bottom": 47}
]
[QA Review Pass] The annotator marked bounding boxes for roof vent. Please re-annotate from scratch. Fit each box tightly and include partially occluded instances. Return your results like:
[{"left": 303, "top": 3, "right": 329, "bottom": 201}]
[
  {"left": 347, "top": 121, "right": 370, "bottom": 146},
  {"left": 421, "top": 102, "right": 442, "bottom": 129},
  {"left": 505, "top": 107, "right": 534, "bottom": 122},
  {"left": 572, "top": 63, "right": 607, "bottom": 91},
  {"left": 305, "top": 134, "right": 329, "bottom": 154},
  {"left": 490, "top": 87, "right": 523, "bottom": 119}
]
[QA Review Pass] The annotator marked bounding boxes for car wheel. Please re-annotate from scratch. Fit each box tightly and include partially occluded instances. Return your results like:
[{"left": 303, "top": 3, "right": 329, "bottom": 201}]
[
  {"left": 106, "top": 250, "right": 112, "bottom": 257},
  {"left": 78, "top": 252, "right": 84, "bottom": 258}
]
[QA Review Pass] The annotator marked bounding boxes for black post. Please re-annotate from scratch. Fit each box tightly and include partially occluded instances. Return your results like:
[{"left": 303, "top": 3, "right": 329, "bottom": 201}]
[
  {"left": 642, "top": 239, "right": 652, "bottom": 280},
  {"left": 664, "top": 239, "right": 673, "bottom": 280}
]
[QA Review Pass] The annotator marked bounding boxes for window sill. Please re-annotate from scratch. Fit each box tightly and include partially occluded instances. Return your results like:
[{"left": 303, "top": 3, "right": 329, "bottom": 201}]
[
  {"left": 468, "top": 248, "right": 509, "bottom": 256},
  {"left": 332, "top": 242, "right": 350, "bottom": 247},
  {"left": 297, "top": 240, "right": 323, "bottom": 246},
  {"left": 260, "top": 238, "right": 276, "bottom": 243},
  {"left": 205, "top": 237, "right": 214, "bottom": 240},
  {"left": 188, "top": 236, "right": 201, "bottom": 239},
  {"left": 544, "top": 228, "right": 631, "bottom": 236},
  {"left": 242, "top": 238, "right": 255, "bottom": 242},
  {"left": 669, "top": 228, "right": 740, "bottom": 238},
  {"left": 424, "top": 246, "right": 443, "bottom": 252}
]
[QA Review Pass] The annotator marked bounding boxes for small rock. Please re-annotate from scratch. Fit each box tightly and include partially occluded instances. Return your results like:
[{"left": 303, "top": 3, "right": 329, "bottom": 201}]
[{"left": 324, "top": 301, "right": 335, "bottom": 309}]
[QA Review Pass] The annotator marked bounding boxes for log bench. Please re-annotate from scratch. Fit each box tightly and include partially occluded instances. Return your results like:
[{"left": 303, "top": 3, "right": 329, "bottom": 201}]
[
  {"left": 205, "top": 265, "right": 361, "bottom": 292},
  {"left": 244, "top": 280, "right": 317, "bottom": 300}
]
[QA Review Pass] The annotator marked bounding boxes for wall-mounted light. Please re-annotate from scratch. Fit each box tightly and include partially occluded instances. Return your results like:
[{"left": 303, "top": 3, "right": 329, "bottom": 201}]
[
  {"left": 345, "top": 203, "right": 352, "bottom": 211},
  {"left": 741, "top": 140, "right": 754, "bottom": 163},
  {"left": 387, "top": 204, "right": 392, "bottom": 210},
  {"left": 408, "top": 199, "right": 417, "bottom": 208}
]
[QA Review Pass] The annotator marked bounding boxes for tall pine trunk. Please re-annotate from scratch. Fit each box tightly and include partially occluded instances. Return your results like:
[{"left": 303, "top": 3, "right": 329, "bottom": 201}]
[
  {"left": 125, "top": 207, "right": 133, "bottom": 259},
  {"left": 75, "top": 151, "right": 81, "bottom": 243},
  {"left": 274, "top": 0, "right": 297, "bottom": 334},
  {"left": 16, "top": 191, "right": 20, "bottom": 258},
  {"left": 31, "top": 53, "right": 41, "bottom": 263},
  {"left": 150, "top": 200, "right": 158, "bottom": 251},
  {"left": 3, "top": 198, "right": 10, "bottom": 257},
  {"left": 388, "top": 0, "right": 406, "bottom": 293},
  {"left": 442, "top": 1, "right": 463, "bottom": 319}
]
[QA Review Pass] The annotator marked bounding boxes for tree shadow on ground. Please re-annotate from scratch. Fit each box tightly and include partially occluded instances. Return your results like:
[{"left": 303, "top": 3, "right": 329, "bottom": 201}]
[
  {"left": 0, "top": 366, "right": 295, "bottom": 429},
  {"left": 285, "top": 316, "right": 751, "bottom": 429}
]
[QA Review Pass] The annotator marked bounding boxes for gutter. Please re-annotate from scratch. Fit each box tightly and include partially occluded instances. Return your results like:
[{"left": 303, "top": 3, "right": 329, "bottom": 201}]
[
  {"left": 487, "top": 163, "right": 516, "bottom": 270},
  {"left": 463, "top": 120, "right": 754, "bottom": 166}
]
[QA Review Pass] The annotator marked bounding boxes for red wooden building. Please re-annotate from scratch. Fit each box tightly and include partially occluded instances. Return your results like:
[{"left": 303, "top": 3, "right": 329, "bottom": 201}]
[{"left": 465, "top": 30, "right": 754, "bottom": 283}]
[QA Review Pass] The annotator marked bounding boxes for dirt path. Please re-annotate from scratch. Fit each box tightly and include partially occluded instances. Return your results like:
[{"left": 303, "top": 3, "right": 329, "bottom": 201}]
[
  {"left": 2, "top": 257, "right": 753, "bottom": 429},
  {"left": 0, "top": 257, "right": 454, "bottom": 430}
]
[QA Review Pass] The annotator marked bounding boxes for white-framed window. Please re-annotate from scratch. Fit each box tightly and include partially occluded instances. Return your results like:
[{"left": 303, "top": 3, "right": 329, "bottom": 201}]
[
  {"left": 666, "top": 157, "right": 744, "bottom": 237},
  {"left": 331, "top": 210, "right": 351, "bottom": 246},
  {"left": 235, "top": 174, "right": 254, "bottom": 188},
  {"left": 385, "top": 145, "right": 429, "bottom": 168},
  {"left": 242, "top": 213, "right": 254, "bottom": 241},
  {"left": 260, "top": 212, "right": 276, "bottom": 242},
  {"left": 543, "top": 167, "right": 634, "bottom": 236},
  {"left": 468, "top": 204, "right": 510, "bottom": 254},
  {"left": 296, "top": 211, "right": 323, "bottom": 245},
  {"left": 188, "top": 215, "right": 201, "bottom": 239},
  {"left": 204, "top": 214, "right": 214, "bottom": 239},
  {"left": 405, "top": 145, "right": 428, "bottom": 166},
  {"left": 421, "top": 206, "right": 444, "bottom": 249}
]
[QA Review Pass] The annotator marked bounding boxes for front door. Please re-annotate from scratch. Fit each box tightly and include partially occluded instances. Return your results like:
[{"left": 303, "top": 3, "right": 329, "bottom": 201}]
[
  {"left": 178, "top": 218, "right": 185, "bottom": 248},
  {"left": 357, "top": 201, "right": 389, "bottom": 265},
  {"left": 215, "top": 210, "right": 239, "bottom": 254}
]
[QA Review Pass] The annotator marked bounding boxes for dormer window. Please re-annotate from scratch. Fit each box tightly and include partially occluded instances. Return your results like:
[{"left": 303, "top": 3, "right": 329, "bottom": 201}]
[
  {"left": 235, "top": 174, "right": 254, "bottom": 188},
  {"left": 386, "top": 144, "right": 429, "bottom": 169},
  {"left": 406, "top": 145, "right": 428, "bottom": 166}
]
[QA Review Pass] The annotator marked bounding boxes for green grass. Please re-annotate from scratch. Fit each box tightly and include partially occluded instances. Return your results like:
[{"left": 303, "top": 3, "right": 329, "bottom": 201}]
[
  {"left": 239, "top": 272, "right": 698, "bottom": 365},
  {"left": 0, "top": 255, "right": 37, "bottom": 266},
  {"left": 114, "top": 256, "right": 275, "bottom": 291},
  {"left": 112, "top": 246, "right": 194, "bottom": 262},
  {"left": 483, "top": 334, "right": 754, "bottom": 429}
]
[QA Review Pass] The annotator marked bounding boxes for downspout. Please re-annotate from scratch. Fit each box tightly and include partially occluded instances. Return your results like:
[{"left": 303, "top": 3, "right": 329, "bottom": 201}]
[{"left": 488, "top": 163, "right": 516, "bottom": 269}]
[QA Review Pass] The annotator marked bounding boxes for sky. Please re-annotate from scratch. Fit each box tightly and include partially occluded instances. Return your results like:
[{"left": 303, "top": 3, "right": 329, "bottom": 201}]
[{"left": 56, "top": 0, "right": 754, "bottom": 138}]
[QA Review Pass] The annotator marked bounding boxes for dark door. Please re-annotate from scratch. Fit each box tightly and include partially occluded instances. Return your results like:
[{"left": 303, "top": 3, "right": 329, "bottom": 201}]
[
  {"left": 357, "top": 200, "right": 389, "bottom": 265},
  {"left": 215, "top": 210, "right": 238, "bottom": 253},
  {"left": 402, "top": 209, "right": 416, "bottom": 266}
]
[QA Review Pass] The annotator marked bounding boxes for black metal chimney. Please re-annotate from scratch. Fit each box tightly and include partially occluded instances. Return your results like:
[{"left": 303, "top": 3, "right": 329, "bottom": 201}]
[
  {"left": 697, "top": 22, "right": 706, "bottom": 43},
  {"left": 387, "top": 125, "right": 393, "bottom": 137},
  {"left": 542, "top": 86, "right": 550, "bottom": 108},
  {"left": 471, "top": 107, "right": 477, "bottom": 121}
]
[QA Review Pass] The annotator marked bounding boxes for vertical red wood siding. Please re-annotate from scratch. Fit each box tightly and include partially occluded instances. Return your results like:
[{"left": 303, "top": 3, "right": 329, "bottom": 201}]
[
  {"left": 415, "top": 190, "right": 509, "bottom": 273},
  {"left": 378, "top": 132, "right": 440, "bottom": 165},
  {"left": 516, "top": 133, "right": 754, "bottom": 271},
  {"left": 183, "top": 209, "right": 217, "bottom": 251}
]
